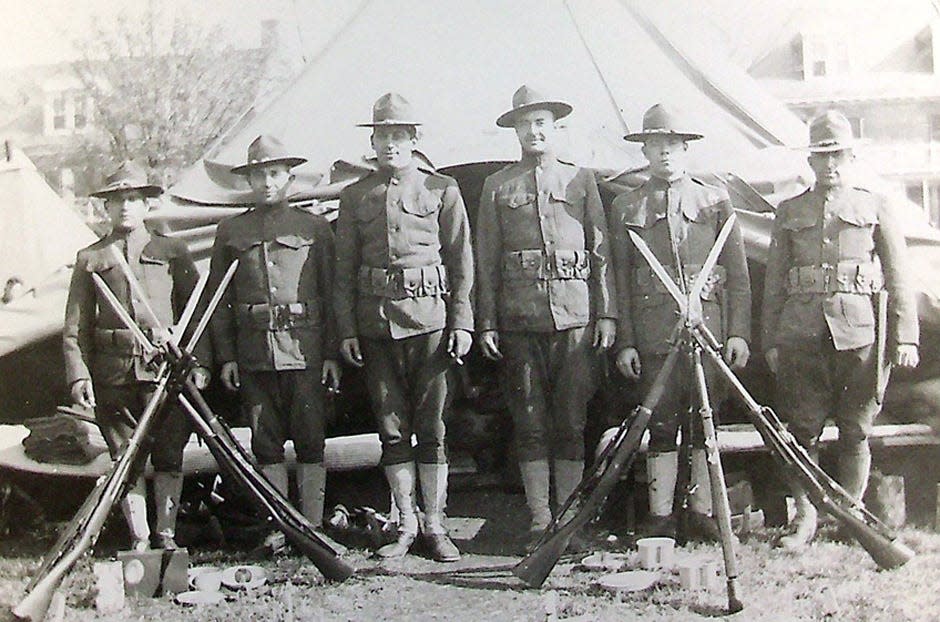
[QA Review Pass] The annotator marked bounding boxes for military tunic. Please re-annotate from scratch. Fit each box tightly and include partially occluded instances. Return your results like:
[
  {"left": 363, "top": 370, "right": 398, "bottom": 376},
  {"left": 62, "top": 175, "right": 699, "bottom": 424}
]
[
  {"left": 474, "top": 155, "right": 616, "bottom": 461},
  {"left": 63, "top": 229, "right": 207, "bottom": 471},
  {"left": 209, "top": 203, "right": 336, "bottom": 463},
  {"left": 761, "top": 185, "right": 918, "bottom": 448},
  {"left": 610, "top": 174, "right": 751, "bottom": 451},
  {"left": 333, "top": 163, "right": 473, "bottom": 465}
]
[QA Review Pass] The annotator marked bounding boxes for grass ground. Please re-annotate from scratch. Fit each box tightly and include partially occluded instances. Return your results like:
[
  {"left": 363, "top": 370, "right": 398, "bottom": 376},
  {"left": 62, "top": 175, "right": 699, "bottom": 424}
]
[{"left": 2, "top": 485, "right": 940, "bottom": 621}]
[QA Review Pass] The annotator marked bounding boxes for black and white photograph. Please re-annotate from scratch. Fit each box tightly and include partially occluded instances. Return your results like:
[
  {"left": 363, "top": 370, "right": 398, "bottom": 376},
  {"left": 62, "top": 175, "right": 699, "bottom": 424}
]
[{"left": 1, "top": 0, "right": 939, "bottom": 620}]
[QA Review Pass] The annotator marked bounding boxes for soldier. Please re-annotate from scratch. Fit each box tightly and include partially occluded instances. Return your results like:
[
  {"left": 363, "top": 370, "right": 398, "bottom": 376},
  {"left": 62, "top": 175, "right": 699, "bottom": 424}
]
[
  {"left": 610, "top": 104, "right": 751, "bottom": 540},
  {"left": 208, "top": 135, "right": 340, "bottom": 534},
  {"left": 63, "top": 161, "right": 211, "bottom": 551},
  {"left": 334, "top": 93, "right": 473, "bottom": 562},
  {"left": 762, "top": 110, "right": 919, "bottom": 549},
  {"left": 475, "top": 85, "right": 617, "bottom": 551}
]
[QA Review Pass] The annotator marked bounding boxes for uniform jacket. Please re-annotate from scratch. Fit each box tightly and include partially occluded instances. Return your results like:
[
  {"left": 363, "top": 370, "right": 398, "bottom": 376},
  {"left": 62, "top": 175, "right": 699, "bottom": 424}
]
[
  {"left": 474, "top": 155, "right": 616, "bottom": 333},
  {"left": 762, "top": 185, "right": 919, "bottom": 351},
  {"left": 208, "top": 203, "right": 337, "bottom": 371},
  {"left": 333, "top": 163, "right": 474, "bottom": 340},
  {"left": 611, "top": 174, "right": 751, "bottom": 355},
  {"left": 63, "top": 229, "right": 208, "bottom": 386}
]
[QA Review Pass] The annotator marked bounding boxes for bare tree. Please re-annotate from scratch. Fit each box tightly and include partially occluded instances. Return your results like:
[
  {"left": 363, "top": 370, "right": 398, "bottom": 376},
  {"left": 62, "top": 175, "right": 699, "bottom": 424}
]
[{"left": 69, "top": 5, "right": 272, "bottom": 189}]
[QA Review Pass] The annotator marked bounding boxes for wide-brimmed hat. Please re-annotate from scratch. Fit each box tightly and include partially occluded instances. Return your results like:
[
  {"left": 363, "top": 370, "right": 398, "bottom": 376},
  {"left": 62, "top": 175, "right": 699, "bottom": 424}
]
[
  {"left": 356, "top": 93, "right": 422, "bottom": 128},
  {"left": 805, "top": 110, "right": 856, "bottom": 152},
  {"left": 90, "top": 161, "right": 163, "bottom": 198},
  {"left": 623, "top": 104, "right": 703, "bottom": 142},
  {"left": 230, "top": 135, "right": 307, "bottom": 176},
  {"left": 496, "top": 85, "right": 573, "bottom": 128}
]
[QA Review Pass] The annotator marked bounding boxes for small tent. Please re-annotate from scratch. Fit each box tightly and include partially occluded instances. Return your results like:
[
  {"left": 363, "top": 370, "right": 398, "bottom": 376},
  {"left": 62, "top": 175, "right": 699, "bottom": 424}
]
[{"left": 0, "top": 149, "right": 95, "bottom": 358}]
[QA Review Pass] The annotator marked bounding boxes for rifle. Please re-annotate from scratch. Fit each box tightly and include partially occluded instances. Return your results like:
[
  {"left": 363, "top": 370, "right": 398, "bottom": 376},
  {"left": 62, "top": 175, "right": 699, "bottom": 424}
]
[
  {"left": 93, "top": 257, "right": 354, "bottom": 581},
  {"left": 513, "top": 342, "right": 681, "bottom": 588},
  {"left": 690, "top": 322, "right": 914, "bottom": 570},
  {"left": 12, "top": 263, "right": 225, "bottom": 622}
]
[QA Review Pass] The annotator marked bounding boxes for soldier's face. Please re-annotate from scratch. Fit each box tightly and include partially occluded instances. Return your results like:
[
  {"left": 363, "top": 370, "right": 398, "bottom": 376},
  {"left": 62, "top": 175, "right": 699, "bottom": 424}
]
[
  {"left": 105, "top": 190, "right": 148, "bottom": 233},
  {"left": 642, "top": 136, "right": 689, "bottom": 180},
  {"left": 808, "top": 149, "right": 852, "bottom": 188},
  {"left": 371, "top": 126, "right": 417, "bottom": 171},
  {"left": 514, "top": 109, "right": 557, "bottom": 155},
  {"left": 247, "top": 163, "right": 294, "bottom": 205}
]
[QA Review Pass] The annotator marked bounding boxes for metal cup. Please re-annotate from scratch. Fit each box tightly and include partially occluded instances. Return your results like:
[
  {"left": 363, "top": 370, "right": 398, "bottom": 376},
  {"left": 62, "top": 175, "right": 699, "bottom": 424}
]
[{"left": 636, "top": 537, "right": 675, "bottom": 569}]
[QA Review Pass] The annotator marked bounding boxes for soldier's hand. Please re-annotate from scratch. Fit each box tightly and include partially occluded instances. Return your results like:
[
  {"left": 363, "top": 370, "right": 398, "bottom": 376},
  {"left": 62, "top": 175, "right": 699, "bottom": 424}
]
[
  {"left": 190, "top": 366, "right": 211, "bottom": 390},
  {"left": 724, "top": 336, "right": 750, "bottom": 370},
  {"left": 479, "top": 330, "right": 502, "bottom": 361},
  {"left": 70, "top": 379, "right": 96, "bottom": 408},
  {"left": 616, "top": 347, "right": 642, "bottom": 380},
  {"left": 220, "top": 361, "right": 240, "bottom": 391},
  {"left": 322, "top": 359, "right": 342, "bottom": 393},
  {"left": 448, "top": 329, "right": 473, "bottom": 363},
  {"left": 895, "top": 344, "right": 920, "bottom": 368},
  {"left": 593, "top": 319, "right": 617, "bottom": 351},
  {"left": 765, "top": 347, "right": 779, "bottom": 375},
  {"left": 341, "top": 338, "right": 364, "bottom": 367}
]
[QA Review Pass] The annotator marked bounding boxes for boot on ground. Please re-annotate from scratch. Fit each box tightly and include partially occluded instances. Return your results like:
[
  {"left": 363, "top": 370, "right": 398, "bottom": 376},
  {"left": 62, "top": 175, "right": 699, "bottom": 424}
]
[{"left": 153, "top": 471, "right": 183, "bottom": 550}]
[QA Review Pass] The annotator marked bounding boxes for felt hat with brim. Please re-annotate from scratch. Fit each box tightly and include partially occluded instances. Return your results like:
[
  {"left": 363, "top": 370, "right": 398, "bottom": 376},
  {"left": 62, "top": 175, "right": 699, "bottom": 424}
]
[
  {"left": 496, "top": 85, "right": 573, "bottom": 128},
  {"left": 356, "top": 93, "right": 422, "bottom": 127},
  {"left": 804, "top": 110, "right": 856, "bottom": 152},
  {"left": 623, "top": 104, "right": 703, "bottom": 142},
  {"left": 90, "top": 160, "right": 163, "bottom": 198},
  {"left": 230, "top": 135, "right": 307, "bottom": 175}
]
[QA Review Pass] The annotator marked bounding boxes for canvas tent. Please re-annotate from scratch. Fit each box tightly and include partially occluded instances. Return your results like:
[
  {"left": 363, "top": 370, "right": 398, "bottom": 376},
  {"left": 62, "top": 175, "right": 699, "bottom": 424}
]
[
  {"left": 170, "top": 0, "right": 810, "bottom": 206},
  {"left": 0, "top": 149, "right": 95, "bottom": 358}
]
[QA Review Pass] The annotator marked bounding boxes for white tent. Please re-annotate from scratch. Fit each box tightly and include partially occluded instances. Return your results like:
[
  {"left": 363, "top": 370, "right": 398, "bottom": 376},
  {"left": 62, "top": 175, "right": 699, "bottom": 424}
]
[
  {"left": 170, "top": 0, "right": 808, "bottom": 205},
  {"left": 0, "top": 150, "right": 95, "bottom": 358}
]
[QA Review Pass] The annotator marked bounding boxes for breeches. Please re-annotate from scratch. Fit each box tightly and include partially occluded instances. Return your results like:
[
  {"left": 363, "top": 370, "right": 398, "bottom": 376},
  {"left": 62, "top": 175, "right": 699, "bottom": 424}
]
[
  {"left": 501, "top": 326, "right": 596, "bottom": 462},
  {"left": 96, "top": 382, "right": 191, "bottom": 472},
  {"left": 241, "top": 369, "right": 326, "bottom": 464},
  {"left": 777, "top": 335, "right": 882, "bottom": 450},
  {"left": 637, "top": 350, "right": 726, "bottom": 453},
  {"left": 360, "top": 330, "right": 453, "bottom": 465}
]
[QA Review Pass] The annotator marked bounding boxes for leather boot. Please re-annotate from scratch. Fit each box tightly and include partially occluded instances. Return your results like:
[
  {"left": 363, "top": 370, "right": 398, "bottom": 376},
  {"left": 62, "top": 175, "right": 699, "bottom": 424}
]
[
  {"left": 297, "top": 463, "right": 327, "bottom": 527},
  {"left": 519, "top": 460, "right": 552, "bottom": 552},
  {"left": 643, "top": 451, "right": 678, "bottom": 537},
  {"left": 687, "top": 449, "right": 719, "bottom": 542},
  {"left": 418, "top": 463, "right": 460, "bottom": 562},
  {"left": 121, "top": 476, "right": 150, "bottom": 552},
  {"left": 778, "top": 487, "right": 817, "bottom": 550},
  {"left": 376, "top": 462, "right": 419, "bottom": 559},
  {"left": 153, "top": 471, "right": 183, "bottom": 550}
]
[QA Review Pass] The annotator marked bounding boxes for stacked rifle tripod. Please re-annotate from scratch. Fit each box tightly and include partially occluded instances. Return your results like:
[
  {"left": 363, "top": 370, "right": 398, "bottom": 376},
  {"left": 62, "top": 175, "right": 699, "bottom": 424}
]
[
  {"left": 12, "top": 251, "right": 353, "bottom": 622},
  {"left": 513, "top": 214, "right": 914, "bottom": 614}
]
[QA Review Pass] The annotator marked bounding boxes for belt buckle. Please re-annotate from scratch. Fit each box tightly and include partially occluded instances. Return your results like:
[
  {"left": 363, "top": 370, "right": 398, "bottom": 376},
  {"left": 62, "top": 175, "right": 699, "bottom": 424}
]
[{"left": 272, "top": 305, "right": 292, "bottom": 331}]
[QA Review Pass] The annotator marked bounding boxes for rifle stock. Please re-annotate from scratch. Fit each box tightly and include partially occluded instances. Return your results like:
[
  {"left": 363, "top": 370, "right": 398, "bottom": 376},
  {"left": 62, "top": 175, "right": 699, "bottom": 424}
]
[
  {"left": 179, "top": 384, "right": 353, "bottom": 581},
  {"left": 691, "top": 323, "right": 914, "bottom": 570},
  {"left": 514, "top": 346, "right": 681, "bottom": 588},
  {"left": 12, "top": 373, "right": 172, "bottom": 622}
]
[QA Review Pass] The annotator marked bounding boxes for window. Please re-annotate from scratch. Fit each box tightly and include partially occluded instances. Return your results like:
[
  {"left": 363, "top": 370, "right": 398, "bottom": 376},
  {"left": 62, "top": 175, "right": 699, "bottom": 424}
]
[
  {"left": 812, "top": 60, "right": 827, "bottom": 77},
  {"left": 929, "top": 115, "right": 940, "bottom": 142},
  {"left": 52, "top": 93, "right": 67, "bottom": 130},
  {"left": 847, "top": 116, "right": 864, "bottom": 139},
  {"left": 74, "top": 95, "right": 88, "bottom": 130},
  {"left": 906, "top": 182, "right": 924, "bottom": 207}
]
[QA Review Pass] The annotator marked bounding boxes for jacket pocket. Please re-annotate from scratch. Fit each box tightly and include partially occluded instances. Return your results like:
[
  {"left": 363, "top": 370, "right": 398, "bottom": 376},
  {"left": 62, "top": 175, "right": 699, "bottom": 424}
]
[
  {"left": 499, "top": 191, "right": 535, "bottom": 210},
  {"left": 401, "top": 190, "right": 441, "bottom": 217},
  {"left": 273, "top": 234, "right": 314, "bottom": 250}
]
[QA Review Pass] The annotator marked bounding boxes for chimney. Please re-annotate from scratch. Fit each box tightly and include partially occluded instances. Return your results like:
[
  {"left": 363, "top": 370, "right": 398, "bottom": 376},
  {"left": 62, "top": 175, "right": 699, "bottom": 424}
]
[{"left": 4, "top": 140, "right": 11, "bottom": 162}]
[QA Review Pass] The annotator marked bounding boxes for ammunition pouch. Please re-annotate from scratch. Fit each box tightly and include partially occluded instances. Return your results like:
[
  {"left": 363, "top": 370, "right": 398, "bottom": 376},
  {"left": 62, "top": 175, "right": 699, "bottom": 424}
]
[
  {"left": 632, "top": 264, "right": 726, "bottom": 300},
  {"left": 235, "top": 301, "right": 319, "bottom": 331},
  {"left": 356, "top": 265, "right": 449, "bottom": 299},
  {"left": 501, "top": 249, "right": 591, "bottom": 281},
  {"left": 786, "top": 262, "right": 882, "bottom": 295}
]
